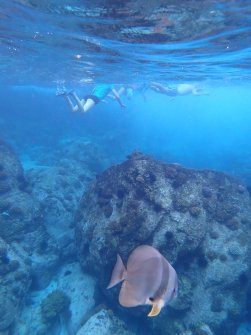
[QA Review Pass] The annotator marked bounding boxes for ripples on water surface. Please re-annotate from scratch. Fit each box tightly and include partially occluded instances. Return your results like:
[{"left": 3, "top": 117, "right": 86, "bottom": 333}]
[{"left": 1, "top": 0, "right": 251, "bottom": 85}]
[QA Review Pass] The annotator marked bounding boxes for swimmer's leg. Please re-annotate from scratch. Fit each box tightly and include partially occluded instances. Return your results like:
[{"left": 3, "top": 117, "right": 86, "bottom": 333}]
[
  {"left": 64, "top": 94, "right": 79, "bottom": 112},
  {"left": 82, "top": 98, "right": 95, "bottom": 113},
  {"left": 70, "top": 92, "right": 95, "bottom": 113},
  {"left": 70, "top": 91, "right": 86, "bottom": 113}
]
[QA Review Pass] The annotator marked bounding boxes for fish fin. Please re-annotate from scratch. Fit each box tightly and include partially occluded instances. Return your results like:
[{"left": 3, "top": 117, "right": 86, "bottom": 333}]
[
  {"left": 107, "top": 254, "right": 126, "bottom": 289},
  {"left": 148, "top": 303, "right": 162, "bottom": 317}
]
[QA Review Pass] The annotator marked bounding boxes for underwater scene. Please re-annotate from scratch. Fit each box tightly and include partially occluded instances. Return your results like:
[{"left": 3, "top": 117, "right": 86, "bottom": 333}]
[{"left": 1, "top": 1, "right": 251, "bottom": 335}]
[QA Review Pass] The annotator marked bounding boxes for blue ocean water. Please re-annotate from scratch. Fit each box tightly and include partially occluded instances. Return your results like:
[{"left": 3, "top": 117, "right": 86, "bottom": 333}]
[
  {"left": 2, "top": 83, "right": 251, "bottom": 185},
  {"left": 0, "top": 1, "right": 251, "bottom": 335}
]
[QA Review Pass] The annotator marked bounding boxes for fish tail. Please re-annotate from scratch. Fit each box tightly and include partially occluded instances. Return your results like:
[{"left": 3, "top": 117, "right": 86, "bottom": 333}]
[
  {"left": 148, "top": 299, "right": 165, "bottom": 317},
  {"left": 148, "top": 303, "right": 162, "bottom": 317},
  {"left": 107, "top": 254, "right": 126, "bottom": 289}
]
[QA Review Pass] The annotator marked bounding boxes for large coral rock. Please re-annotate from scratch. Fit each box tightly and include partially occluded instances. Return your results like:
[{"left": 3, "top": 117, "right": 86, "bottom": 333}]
[
  {"left": 0, "top": 140, "right": 59, "bottom": 330},
  {"left": 0, "top": 237, "right": 30, "bottom": 330},
  {"left": 75, "top": 152, "right": 251, "bottom": 335},
  {"left": 0, "top": 140, "right": 46, "bottom": 247},
  {"left": 76, "top": 309, "right": 135, "bottom": 335},
  {"left": 0, "top": 139, "right": 41, "bottom": 242}
]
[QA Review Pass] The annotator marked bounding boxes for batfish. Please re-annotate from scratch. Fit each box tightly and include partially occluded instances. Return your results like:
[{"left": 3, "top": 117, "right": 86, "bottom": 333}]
[{"left": 107, "top": 245, "right": 178, "bottom": 316}]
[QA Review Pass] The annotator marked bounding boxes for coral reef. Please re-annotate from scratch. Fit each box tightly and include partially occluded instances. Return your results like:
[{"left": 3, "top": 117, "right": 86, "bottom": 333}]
[
  {"left": 25, "top": 139, "right": 108, "bottom": 260},
  {"left": 0, "top": 140, "right": 59, "bottom": 331},
  {"left": 13, "top": 262, "right": 96, "bottom": 335},
  {"left": 1, "top": 138, "right": 250, "bottom": 335},
  {"left": 75, "top": 152, "right": 251, "bottom": 335},
  {"left": 40, "top": 290, "right": 70, "bottom": 326},
  {"left": 8, "top": 139, "right": 109, "bottom": 335},
  {"left": 0, "top": 237, "right": 30, "bottom": 331}
]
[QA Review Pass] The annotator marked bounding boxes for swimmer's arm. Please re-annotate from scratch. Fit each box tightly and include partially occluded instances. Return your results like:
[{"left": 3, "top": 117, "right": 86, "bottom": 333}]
[
  {"left": 111, "top": 88, "right": 126, "bottom": 108},
  {"left": 107, "top": 86, "right": 125, "bottom": 100},
  {"left": 69, "top": 92, "right": 83, "bottom": 112}
]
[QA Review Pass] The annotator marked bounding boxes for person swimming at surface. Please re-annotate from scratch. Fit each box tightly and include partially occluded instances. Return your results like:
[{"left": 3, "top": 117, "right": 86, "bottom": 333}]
[
  {"left": 149, "top": 82, "right": 208, "bottom": 96},
  {"left": 57, "top": 83, "right": 126, "bottom": 113}
]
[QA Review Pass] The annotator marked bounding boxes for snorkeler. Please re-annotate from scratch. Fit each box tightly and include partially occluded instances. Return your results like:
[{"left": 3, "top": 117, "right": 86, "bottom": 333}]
[
  {"left": 57, "top": 83, "right": 126, "bottom": 113},
  {"left": 149, "top": 82, "right": 208, "bottom": 96}
]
